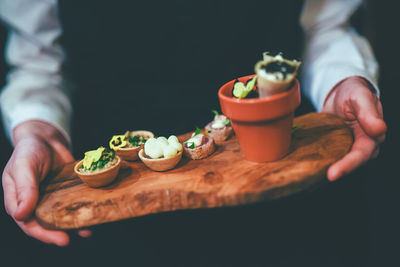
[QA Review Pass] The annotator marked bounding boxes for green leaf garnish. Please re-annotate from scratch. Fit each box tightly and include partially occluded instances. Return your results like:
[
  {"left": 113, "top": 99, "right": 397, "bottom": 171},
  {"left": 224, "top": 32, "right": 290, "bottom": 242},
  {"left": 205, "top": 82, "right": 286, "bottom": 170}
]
[
  {"left": 127, "top": 135, "right": 147, "bottom": 146},
  {"left": 188, "top": 142, "right": 195, "bottom": 149},
  {"left": 223, "top": 119, "right": 230, "bottom": 125},
  {"left": 233, "top": 77, "right": 257, "bottom": 99},
  {"left": 233, "top": 82, "right": 247, "bottom": 98},
  {"left": 82, "top": 148, "right": 115, "bottom": 171},
  {"left": 211, "top": 110, "right": 219, "bottom": 116}
]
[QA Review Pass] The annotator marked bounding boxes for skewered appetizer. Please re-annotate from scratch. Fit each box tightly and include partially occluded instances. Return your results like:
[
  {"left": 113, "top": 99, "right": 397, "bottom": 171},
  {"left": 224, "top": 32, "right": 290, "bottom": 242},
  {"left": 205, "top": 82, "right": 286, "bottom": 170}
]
[
  {"left": 139, "top": 135, "right": 183, "bottom": 171},
  {"left": 183, "top": 128, "right": 215, "bottom": 160},
  {"left": 74, "top": 146, "right": 121, "bottom": 187},
  {"left": 205, "top": 110, "right": 233, "bottom": 145},
  {"left": 109, "top": 130, "right": 154, "bottom": 161}
]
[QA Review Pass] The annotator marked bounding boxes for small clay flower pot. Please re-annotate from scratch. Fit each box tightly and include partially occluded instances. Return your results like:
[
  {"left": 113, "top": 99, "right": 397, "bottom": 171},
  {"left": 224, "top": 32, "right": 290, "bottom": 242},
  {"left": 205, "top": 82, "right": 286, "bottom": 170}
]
[
  {"left": 116, "top": 130, "right": 155, "bottom": 161},
  {"left": 218, "top": 74, "right": 301, "bottom": 162},
  {"left": 74, "top": 156, "right": 121, "bottom": 188},
  {"left": 138, "top": 149, "right": 182, "bottom": 172}
]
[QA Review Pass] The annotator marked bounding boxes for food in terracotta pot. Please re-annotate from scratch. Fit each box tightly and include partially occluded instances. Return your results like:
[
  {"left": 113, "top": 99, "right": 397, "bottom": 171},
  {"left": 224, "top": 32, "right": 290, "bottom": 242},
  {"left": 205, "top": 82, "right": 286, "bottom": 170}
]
[
  {"left": 205, "top": 110, "right": 233, "bottom": 145},
  {"left": 74, "top": 146, "right": 121, "bottom": 187},
  {"left": 139, "top": 135, "right": 183, "bottom": 171},
  {"left": 109, "top": 130, "right": 154, "bottom": 161},
  {"left": 254, "top": 52, "right": 301, "bottom": 98},
  {"left": 183, "top": 128, "right": 215, "bottom": 160},
  {"left": 232, "top": 76, "right": 258, "bottom": 99}
]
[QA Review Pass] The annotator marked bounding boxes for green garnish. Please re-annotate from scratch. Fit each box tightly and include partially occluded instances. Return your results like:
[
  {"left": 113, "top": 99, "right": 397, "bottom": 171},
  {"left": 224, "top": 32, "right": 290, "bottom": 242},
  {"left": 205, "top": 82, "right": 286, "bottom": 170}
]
[
  {"left": 224, "top": 119, "right": 230, "bottom": 125},
  {"left": 292, "top": 125, "right": 301, "bottom": 134},
  {"left": 127, "top": 135, "right": 147, "bottom": 147},
  {"left": 184, "top": 127, "right": 202, "bottom": 149},
  {"left": 192, "top": 127, "right": 201, "bottom": 137},
  {"left": 81, "top": 148, "right": 115, "bottom": 171},
  {"left": 233, "top": 77, "right": 257, "bottom": 99},
  {"left": 211, "top": 110, "right": 219, "bottom": 116}
]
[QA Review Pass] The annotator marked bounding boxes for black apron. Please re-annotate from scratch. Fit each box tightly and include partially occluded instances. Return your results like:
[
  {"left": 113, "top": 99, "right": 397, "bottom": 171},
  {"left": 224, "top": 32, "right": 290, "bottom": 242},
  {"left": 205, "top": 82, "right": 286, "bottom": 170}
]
[{"left": 58, "top": 0, "right": 304, "bottom": 153}]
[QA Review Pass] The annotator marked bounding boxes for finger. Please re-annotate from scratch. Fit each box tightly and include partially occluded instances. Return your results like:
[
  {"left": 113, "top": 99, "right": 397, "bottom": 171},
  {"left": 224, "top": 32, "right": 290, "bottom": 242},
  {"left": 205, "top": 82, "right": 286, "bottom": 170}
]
[
  {"left": 352, "top": 93, "right": 387, "bottom": 137},
  {"left": 78, "top": 229, "right": 92, "bottom": 238},
  {"left": 51, "top": 141, "right": 75, "bottom": 166},
  {"left": 12, "top": 158, "right": 41, "bottom": 220},
  {"left": 371, "top": 146, "right": 380, "bottom": 159},
  {"left": 375, "top": 133, "right": 386, "bottom": 144},
  {"left": 2, "top": 169, "right": 18, "bottom": 216},
  {"left": 16, "top": 218, "right": 70, "bottom": 247},
  {"left": 327, "top": 130, "right": 376, "bottom": 181}
]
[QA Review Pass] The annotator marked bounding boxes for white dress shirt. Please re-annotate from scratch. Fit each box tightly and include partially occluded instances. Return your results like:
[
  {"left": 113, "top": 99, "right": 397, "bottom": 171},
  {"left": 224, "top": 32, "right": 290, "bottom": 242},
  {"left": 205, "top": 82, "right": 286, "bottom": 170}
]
[{"left": 0, "top": 0, "right": 379, "bottom": 145}]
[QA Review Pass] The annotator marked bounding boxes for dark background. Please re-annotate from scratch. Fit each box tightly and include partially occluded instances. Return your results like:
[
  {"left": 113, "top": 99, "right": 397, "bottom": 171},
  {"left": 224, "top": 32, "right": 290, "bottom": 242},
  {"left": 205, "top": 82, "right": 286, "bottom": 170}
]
[{"left": 0, "top": 1, "right": 399, "bottom": 266}]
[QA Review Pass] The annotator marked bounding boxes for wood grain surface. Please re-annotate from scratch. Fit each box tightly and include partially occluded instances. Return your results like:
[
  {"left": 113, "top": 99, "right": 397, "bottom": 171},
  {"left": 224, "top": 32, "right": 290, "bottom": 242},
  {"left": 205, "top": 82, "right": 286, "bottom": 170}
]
[{"left": 35, "top": 112, "right": 353, "bottom": 230}]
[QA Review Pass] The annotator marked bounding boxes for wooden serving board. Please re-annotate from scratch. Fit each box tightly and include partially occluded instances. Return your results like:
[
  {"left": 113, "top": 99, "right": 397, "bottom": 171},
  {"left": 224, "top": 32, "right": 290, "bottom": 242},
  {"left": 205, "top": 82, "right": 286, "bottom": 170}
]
[{"left": 35, "top": 113, "right": 352, "bottom": 230}]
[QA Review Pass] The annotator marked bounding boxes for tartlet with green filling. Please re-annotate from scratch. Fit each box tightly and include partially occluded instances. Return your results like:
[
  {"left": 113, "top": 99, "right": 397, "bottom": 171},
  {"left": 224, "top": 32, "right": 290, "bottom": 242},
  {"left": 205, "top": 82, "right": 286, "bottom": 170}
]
[
  {"left": 205, "top": 110, "right": 233, "bottom": 145},
  {"left": 109, "top": 130, "right": 154, "bottom": 161},
  {"left": 74, "top": 146, "right": 121, "bottom": 188},
  {"left": 183, "top": 128, "right": 215, "bottom": 160},
  {"left": 139, "top": 135, "right": 183, "bottom": 171}
]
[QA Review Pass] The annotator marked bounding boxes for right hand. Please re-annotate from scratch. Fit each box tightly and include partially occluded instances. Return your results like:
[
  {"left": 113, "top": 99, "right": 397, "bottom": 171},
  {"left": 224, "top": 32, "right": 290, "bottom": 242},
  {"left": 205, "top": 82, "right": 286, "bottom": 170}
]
[{"left": 2, "top": 120, "right": 91, "bottom": 246}]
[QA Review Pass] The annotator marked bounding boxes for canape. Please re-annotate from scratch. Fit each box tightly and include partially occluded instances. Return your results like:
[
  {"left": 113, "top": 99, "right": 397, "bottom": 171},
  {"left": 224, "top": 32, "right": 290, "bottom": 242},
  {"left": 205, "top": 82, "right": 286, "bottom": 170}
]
[
  {"left": 109, "top": 130, "right": 154, "bottom": 161},
  {"left": 183, "top": 128, "right": 215, "bottom": 160},
  {"left": 138, "top": 135, "right": 183, "bottom": 171},
  {"left": 205, "top": 110, "right": 233, "bottom": 145},
  {"left": 254, "top": 52, "right": 301, "bottom": 98},
  {"left": 74, "top": 147, "right": 121, "bottom": 188}
]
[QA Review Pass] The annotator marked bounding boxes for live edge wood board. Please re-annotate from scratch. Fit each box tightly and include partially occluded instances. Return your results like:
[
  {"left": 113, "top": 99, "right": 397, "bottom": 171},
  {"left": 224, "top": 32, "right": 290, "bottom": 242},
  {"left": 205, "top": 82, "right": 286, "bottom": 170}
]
[{"left": 36, "top": 113, "right": 353, "bottom": 230}]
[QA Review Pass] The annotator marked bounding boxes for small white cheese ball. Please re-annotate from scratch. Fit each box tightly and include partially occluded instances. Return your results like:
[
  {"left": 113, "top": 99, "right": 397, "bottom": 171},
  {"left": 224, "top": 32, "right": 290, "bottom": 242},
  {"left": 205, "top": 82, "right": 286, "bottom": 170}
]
[
  {"left": 144, "top": 136, "right": 182, "bottom": 159},
  {"left": 157, "top": 136, "right": 169, "bottom": 150},
  {"left": 144, "top": 137, "right": 163, "bottom": 159},
  {"left": 168, "top": 135, "right": 183, "bottom": 152},
  {"left": 163, "top": 145, "right": 178, "bottom": 159}
]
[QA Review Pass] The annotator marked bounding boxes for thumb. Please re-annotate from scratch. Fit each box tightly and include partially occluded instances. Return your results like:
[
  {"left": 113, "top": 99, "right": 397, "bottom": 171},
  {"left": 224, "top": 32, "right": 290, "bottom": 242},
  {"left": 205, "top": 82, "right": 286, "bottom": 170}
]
[
  {"left": 10, "top": 141, "right": 52, "bottom": 220},
  {"left": 353, "top": 91, "right": 387, "bottom": 138}
]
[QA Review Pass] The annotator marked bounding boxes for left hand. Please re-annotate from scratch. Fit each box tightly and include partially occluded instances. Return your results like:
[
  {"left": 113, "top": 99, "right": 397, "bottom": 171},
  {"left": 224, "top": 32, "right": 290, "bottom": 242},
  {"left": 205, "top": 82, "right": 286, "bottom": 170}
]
[{"left": 322, "top": 76, "right": 387, "bottom": 181}]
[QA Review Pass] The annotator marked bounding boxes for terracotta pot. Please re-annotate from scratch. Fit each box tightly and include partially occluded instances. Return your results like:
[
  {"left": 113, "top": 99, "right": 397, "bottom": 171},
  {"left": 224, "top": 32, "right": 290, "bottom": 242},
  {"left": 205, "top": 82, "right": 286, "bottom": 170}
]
[
  {"left": 74, "top": 156, "right": 121, "bottom": 188},
  {"left": 218, "top": 74, "right": 301, "bottom": 162}
]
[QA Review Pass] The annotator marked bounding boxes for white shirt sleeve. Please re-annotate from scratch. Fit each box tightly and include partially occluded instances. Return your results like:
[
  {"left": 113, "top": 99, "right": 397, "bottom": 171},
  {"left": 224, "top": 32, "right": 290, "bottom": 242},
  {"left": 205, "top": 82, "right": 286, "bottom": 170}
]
[
  {"left": 300, "top": 0, "right": 379, "bottom": 111},
  {"left": 0, "top": 0, "right": 72, "bottom": 145}
]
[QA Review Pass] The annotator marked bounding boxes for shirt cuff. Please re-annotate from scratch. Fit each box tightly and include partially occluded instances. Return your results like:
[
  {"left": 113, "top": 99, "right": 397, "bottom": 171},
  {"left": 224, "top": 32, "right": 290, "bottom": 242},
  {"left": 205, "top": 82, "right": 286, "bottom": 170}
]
[
  {"left": 308, "top": 65, "right": 380, "bottom": 111},
  {"left": 3, "top": 104, "right": 71, "bottom": 147}
]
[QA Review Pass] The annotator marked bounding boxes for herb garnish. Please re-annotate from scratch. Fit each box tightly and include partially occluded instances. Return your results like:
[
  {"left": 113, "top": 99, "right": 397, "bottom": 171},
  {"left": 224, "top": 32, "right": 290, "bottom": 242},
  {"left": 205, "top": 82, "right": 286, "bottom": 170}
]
[
  {"left": 127, "top": 135, "right": 147, "bottom": 147},
  {"left": 184, "top": 127, "right": 202, "bottom": 149},
  {"left": 81, "top": 147, "right": 115, "bottom": 171},
  {"left": 233, "top": 76, "right": 257, "bottom": 99}
]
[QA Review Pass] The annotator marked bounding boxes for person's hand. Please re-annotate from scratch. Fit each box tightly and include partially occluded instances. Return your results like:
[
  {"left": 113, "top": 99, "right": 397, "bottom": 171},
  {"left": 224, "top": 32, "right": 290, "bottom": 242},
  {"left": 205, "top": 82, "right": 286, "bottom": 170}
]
[
  {"left": 322, "top": 76, "right": 387, "bottom": 181},
  {"left": 2, "top": 120, "right": 91, "bottom": 246}
]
